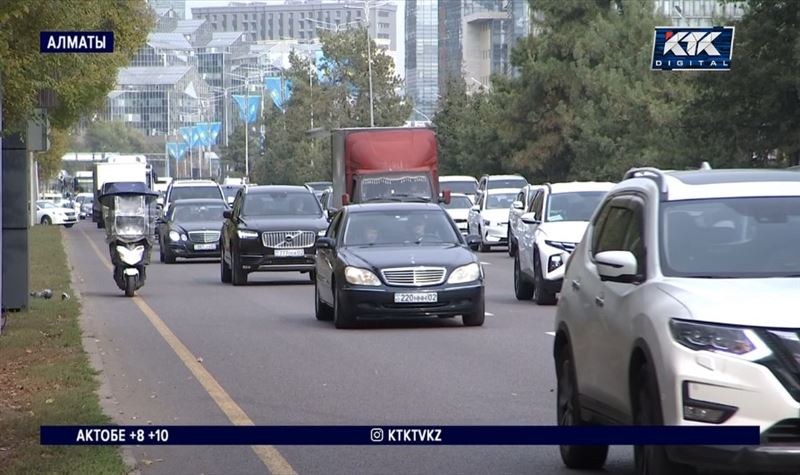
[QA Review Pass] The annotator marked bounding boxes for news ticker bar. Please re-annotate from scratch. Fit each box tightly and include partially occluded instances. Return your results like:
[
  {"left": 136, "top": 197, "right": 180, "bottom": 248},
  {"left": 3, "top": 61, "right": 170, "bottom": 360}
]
[{"left": 41, "top": 426, "right": 761, "bottom": 446}]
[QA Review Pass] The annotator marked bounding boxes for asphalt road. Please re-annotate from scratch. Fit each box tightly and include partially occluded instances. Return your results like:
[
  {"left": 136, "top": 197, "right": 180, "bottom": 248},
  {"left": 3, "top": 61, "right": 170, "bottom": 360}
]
[{"left": 62, "top": 220, "right": 635, "bottom": 475}]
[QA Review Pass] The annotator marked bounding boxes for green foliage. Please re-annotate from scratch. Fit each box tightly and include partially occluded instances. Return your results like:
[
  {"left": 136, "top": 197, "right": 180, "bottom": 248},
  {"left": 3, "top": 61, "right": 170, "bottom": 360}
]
[
  {"left": 0, "top": 0, "right": 153, "bottom": 132},
  {"left": 72, "top": 121, "right": 161, "bottom": 154},
  {"left": 686, "top": 0, "right": 800, "bottom": 167},
  {"left": 251, "top": 29, "right": 412, "bottom": 185},
  {"left": 494, "top": 0, "right": 697, "bottom": 182},
  {"left": 218, "top": 124, "right": 265, "bottom": 178},
  {"left": 37, "top": 128, "right": 70, "bottom": 180}
]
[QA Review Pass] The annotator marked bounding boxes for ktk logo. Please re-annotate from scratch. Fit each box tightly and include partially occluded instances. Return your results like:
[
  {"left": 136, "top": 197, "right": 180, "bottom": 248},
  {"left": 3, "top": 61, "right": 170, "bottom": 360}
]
[{"left": 663, "top": 31, "right": 721, "bottom": 56}]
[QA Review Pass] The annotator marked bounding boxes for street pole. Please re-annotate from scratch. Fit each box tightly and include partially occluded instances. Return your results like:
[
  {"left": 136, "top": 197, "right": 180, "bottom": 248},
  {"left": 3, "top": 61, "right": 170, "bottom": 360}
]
[
  {"left": 245, "top": 76, "right": 249, "bottom": 182},
  {"left": 165, "top": 90, "right": 171, "bottom": 178},
  {"left": 224, "top": 89, "right": 229, "bottom": 148},
  {"left": 365, "top": 0, "right": 375, "bottom": 127}
]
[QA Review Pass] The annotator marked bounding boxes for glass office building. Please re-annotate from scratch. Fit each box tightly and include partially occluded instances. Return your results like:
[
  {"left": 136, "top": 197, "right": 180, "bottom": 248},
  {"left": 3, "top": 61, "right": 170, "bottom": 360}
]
[{"left": 406, "top": 0, "right": 439, "bottom": 121}]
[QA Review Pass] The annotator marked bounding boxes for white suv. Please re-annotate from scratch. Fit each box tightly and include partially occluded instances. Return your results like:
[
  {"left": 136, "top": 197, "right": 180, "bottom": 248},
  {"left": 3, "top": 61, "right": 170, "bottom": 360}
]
[
  {"left": 164, "top": 179, "right": 225, "bottom": 213},
  {"left": 554, "top": 167, "right": 800, "bottom": 474},
  {"left": 514, "top": 181, "right": 613, "bottom": 305}
]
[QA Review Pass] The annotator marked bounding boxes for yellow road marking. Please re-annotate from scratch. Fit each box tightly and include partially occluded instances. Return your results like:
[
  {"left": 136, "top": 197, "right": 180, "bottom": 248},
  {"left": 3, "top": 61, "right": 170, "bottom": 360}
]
[{"left": 80, "top": 229, "right": 296, "bottom": 475}]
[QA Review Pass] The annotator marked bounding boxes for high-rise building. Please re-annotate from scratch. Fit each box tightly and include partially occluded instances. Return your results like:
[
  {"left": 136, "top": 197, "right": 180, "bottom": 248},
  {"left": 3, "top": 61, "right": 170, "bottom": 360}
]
[
  {"left": 191, "top": 1, "right": 397, "bottom": 50},
  {"left": 655, "top": 0, "right": 745, "bottom": 26},
  {"left": 406, "top": 0, "right": 439, "bottom": 122},
  {"left": 148, "top": 0, "right": 186, "bottom": 19}
]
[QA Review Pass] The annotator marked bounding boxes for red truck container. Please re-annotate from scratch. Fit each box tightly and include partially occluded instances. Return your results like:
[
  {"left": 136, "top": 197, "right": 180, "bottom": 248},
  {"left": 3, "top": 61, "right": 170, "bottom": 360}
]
[{"left": 330, "top": 127, "right": 440, "bottom": 209}]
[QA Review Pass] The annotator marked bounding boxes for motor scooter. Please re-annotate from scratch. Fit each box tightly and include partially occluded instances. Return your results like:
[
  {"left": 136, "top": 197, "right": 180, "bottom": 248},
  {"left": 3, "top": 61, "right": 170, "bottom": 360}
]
[{"left": 98, "top": 182, "right": 159, "bottom": 297}]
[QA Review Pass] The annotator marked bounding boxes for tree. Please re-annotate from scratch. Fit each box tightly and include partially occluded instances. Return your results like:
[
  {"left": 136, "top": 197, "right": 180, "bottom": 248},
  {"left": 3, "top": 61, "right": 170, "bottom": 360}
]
[
  {"left": 0, "top": 0, "right": 153, "bottom": 131},
  {"left": 251, "top": 30, "right": 413, "bottom": 185},
  {"left": 73, "top": 121, "right": 162, "bottom": 154},
  {"left": 218, "top": 125, "right": 264, "bottom": 178},
  {"left": 685, "top": 0, "right": 800, "bottom": 167},
  {"left": 36, "top": 128, "right": 70, "bottom": 180},
  {"left": 434, "top": 78, "right": 511, "bottom": 176},
  {"left": 495, "top": 0, "right": 696, "bottom": 182}
]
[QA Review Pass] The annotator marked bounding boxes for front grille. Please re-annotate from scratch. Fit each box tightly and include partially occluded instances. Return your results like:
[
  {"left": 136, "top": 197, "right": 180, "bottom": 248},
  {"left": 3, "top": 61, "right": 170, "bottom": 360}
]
[
  {"left": 454, "top": 219, "right": 467, "bottom": 223},
  {"left": 757, "top": 330, "right": 800, "bottom": 402},
  {"left": 546, "top": 241, "right": 578, "bottom": 253},
  {"left": 261, "top": 230, "right": 316, "bottom": 249},
  {"left": 381, "top": 267, "right": 446, "bottom": 286},
  {"left": 189, "top": 230, "right": 221, "bottom": 243},
  {"left": 762, "top": 419, "right": 800, "bottom": 445}
]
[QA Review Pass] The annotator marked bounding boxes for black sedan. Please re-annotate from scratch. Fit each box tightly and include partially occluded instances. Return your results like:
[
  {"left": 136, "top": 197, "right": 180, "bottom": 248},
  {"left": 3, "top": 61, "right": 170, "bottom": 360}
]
[
  {"left": 159, "top": 198, "right": 228, "bottom": 263},
  {"left": 314, "top": 202, "right": 485, "bottom": 329},
  {"left": 220, "top": 185, "right": 329, "bottom": 285}
]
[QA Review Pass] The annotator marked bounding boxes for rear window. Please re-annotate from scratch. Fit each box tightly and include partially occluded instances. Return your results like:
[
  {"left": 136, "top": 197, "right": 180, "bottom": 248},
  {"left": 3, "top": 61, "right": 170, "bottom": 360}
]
[{"left": 170, "top": 186, "right": 222, "bottom": 202}]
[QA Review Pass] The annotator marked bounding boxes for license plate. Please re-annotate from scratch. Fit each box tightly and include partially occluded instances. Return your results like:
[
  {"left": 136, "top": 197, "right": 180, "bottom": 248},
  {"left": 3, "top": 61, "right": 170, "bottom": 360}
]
[
  {"left": 274, "top": 249, "right": 304, "bottom": 257},
  {"left": 394, "top": 292, "right": 438, "bottom": 304},
  {"left": 194, "top": 243, "right": 217, "bottom": 251}
]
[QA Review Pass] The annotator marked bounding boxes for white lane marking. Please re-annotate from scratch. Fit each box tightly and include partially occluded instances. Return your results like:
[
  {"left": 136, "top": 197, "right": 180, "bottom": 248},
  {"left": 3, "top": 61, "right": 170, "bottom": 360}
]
[{"left": 545, "top": 332, "right": 556, "bottom": 336}]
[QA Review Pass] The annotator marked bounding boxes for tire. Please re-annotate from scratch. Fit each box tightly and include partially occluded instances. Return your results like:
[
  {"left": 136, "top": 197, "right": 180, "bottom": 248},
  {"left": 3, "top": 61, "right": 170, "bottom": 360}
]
[
  {"left": 163, "top": 246, "right": 176, "bottom": 264},
  {"left": 514, "top": 254, "right": 534, "bottom": 300},
  {"left": 478, "top": 227, "right": 491, "bottom": 252},
  {"left": 533, "top": 250, "right": 558, "bottom": 305},
  {"left": 159, "top": 243, "right": 166, "bottom": 263},
  {"left": 507, "top": 230, "right": 515, "bottom": 257},
  {"left": 315, "top": 279, "right": 333, "bottom": 321},
  {"left": 96, "top": 220, "right": 103, "bottom": 229},
  {"left": 41, "top": 216, "right": 52, "bottom": 225},
  {"left": 308, "top": 270, "right": 316, "bottom": 282},
  {"left": 462, "top": 296, "right": 485, "bottom": 327},
  {"left": 231, "top": 247, "right": 247, "bottom": 286},
  {"left": 633, "top": 365, "right": 696, "bottom": 475},
  {"left": 333, "top": 287, "right": 356, "bottom": 329},
  {"left": 220, "top": 243, "right": 232, "bottom": 283},
  {"left": 64, "top": 223, "right": 74, "bottom": 228},
  {"left": 124, "top": 274, "right": 136, "bottom": 297},
  {"left": 556, "top": 345, "right": 609, "bottom": 469}
]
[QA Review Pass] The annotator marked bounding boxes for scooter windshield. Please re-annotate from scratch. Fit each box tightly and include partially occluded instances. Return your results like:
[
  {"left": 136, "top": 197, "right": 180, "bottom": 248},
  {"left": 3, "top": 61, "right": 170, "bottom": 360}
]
[{"left": 113, "top": 196, "right": 147, "bottom": 238}]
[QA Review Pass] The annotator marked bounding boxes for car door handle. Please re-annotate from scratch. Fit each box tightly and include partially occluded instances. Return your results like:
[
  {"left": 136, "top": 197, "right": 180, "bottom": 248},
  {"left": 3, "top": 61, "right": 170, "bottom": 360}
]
[
  {"left": 571, "top": 280, "right": 581, "bottom": 291},
  {"left": 594, "top": 296, "right": 604, "bottom": 307}
]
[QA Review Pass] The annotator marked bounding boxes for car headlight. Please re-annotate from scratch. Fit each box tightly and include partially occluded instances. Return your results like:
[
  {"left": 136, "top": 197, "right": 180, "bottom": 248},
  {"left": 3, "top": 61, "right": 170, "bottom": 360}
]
[
  {"left": 548, "top": 254, "right": 564, "bottom": 272},
  {"left": 344, "top": 266, "right": 381, "bottom": 286},
  {"left": 168, "top": 230, "right": 181, "bottom": 242},
  {"left": 237, "top": 229, "right": 259, "bottom": 239},
  {"left": 181, "top": 233, "right": 188, "bottom": 241},
  {"left": 669, "top": 320, "right": 772, "bottom": 361},
  {"left": 318, "top": 229, "right": 327, "bottom": 236},
  {"left": 447, "top": 263, "right": 481, "bottom": 284}
]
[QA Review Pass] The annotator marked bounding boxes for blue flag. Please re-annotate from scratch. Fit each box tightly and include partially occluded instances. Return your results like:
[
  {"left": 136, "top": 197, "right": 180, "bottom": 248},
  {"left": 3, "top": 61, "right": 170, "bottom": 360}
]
[
  {"left": 264, "top": 77, "right": 293, "bottom": 111},
  {"left": 209, "top": 122, "right": 222, "bottom": 145},
  {"left": 232, "top": 95, "right": 260, "bottom": 124},
  {"left": 176, "top": 143, "right": 188, "bottom": 161},
  {"left": 167, "top": 143, "right": 179, "bottom": 160},
  {"left": 195, "top": 123, "right": 210, "bottom": 148},
  {"left": 179, "top": 126, "right": 195, "bottom": 147},
  {"left": 191, "top": 126, "right": 202, "bottom": 149},
  {"left": 314, "top": 50, "right": 327, "bottom": 83}
]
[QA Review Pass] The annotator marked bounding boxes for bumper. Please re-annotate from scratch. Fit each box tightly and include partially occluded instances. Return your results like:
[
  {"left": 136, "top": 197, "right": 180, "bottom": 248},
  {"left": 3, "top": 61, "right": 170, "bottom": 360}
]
[
  {"left": 52, "top": 215, "right": 78, "bottom": 225},
  {"left": 339, "top": 283, "right": 484, "bottom": 319},
  {"left": 667, "top": 445, "right": 800, "bottom": 473},
  {"left": 482, "top": 224, "right": 508, "bottom": 244},
  {"left": 167, "top": 242, "right": 221, "bottom": 258},
  {"left": 240, "top": 252, "right": 315, "bottom": 272},
  {"left": 659, "top": 342, "right": 800, "bottom": 472}
]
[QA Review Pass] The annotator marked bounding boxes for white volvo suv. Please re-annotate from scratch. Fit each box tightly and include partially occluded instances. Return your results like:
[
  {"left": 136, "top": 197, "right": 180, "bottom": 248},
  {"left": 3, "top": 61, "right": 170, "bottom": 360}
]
[
  {"left": 554, "top": 167, "right": 800, "bottom": 474},
  {"left": 514, "top": 181, "right": 614, "bottom": 304}
]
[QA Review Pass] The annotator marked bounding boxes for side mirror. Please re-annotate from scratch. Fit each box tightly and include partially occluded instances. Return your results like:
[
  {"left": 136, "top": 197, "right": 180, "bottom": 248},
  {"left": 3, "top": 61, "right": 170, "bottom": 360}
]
[
  {"left": 342, "top": 193, "right": 350, "bottom": 206},
  {"left": 470, "top": 205, "right": 480, "bottom": 212},
  {"left": 521, "top": 212, "right": 540, "bottom": 225},
  {"left": 316, "top": 236, "right": 335, "bottom": 249},
  {"left": 596, "top": 251, "right": 638, "bottom": 283},
  {"left": 441, "top": 189, "right": 452, "bottom": 205},
  {"left": 512, "top": 200, "right": 524, "bottom": 210},
  {"left": 223, "top": 210, "right": 232, "bottom": 219}
]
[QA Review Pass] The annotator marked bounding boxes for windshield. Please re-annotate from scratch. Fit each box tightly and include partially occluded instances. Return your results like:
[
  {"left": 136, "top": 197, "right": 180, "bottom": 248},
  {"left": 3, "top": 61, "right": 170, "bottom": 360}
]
[
  {"left": 171, "top": 203, "right": 227, "bottom": 222},
  {"left": 242, "top": 191, "right": 322, "bottom": 216},
  {"left": 38, "top": 201, "right": 56, "bottom": 209},
  {"left": 661, "top": 197, "right": 800, "bottom": 278},
  {"left": 547, "top": 192, "right": 606, "bottom": 222},
  {"left": 486, "top": 192, "right": 517, "bottom": 209},
  {"left": 344, "top": 210, "right": 460, "bottom": 246},
  {"left": 307, "top": 182, "right": 332, "bottom": 191},
  {"left": 114, "top": 196, "right": 146, "bottom": 216},
  {"left": 488, "top": 178, "right": 527, "bottom": 190},
  {"left": 222, "top": 186, "right": 242, "bottom": 200},
  {"left": 443, "top": 195, "right": 473, "bottom": 209},
  {"left": 358, "top": 174, "right": 432, "bottom": 201},
  {"left": 170, "top": 186, "right": 222, "bottom": 202},
  {"left": 440, "top": 180, "right": 477, "bottom": 195}
]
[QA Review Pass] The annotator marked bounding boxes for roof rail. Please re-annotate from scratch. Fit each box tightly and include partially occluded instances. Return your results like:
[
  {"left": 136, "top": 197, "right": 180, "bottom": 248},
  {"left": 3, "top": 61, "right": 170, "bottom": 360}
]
[{"left": 622, "top": 167, "right": 669, "bottom": 198}]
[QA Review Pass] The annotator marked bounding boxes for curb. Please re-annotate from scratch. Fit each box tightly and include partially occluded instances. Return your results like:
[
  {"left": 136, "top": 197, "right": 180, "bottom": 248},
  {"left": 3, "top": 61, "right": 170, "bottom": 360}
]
[{"left": 62, "top": 228, "right": 141, "bottom": 475}]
